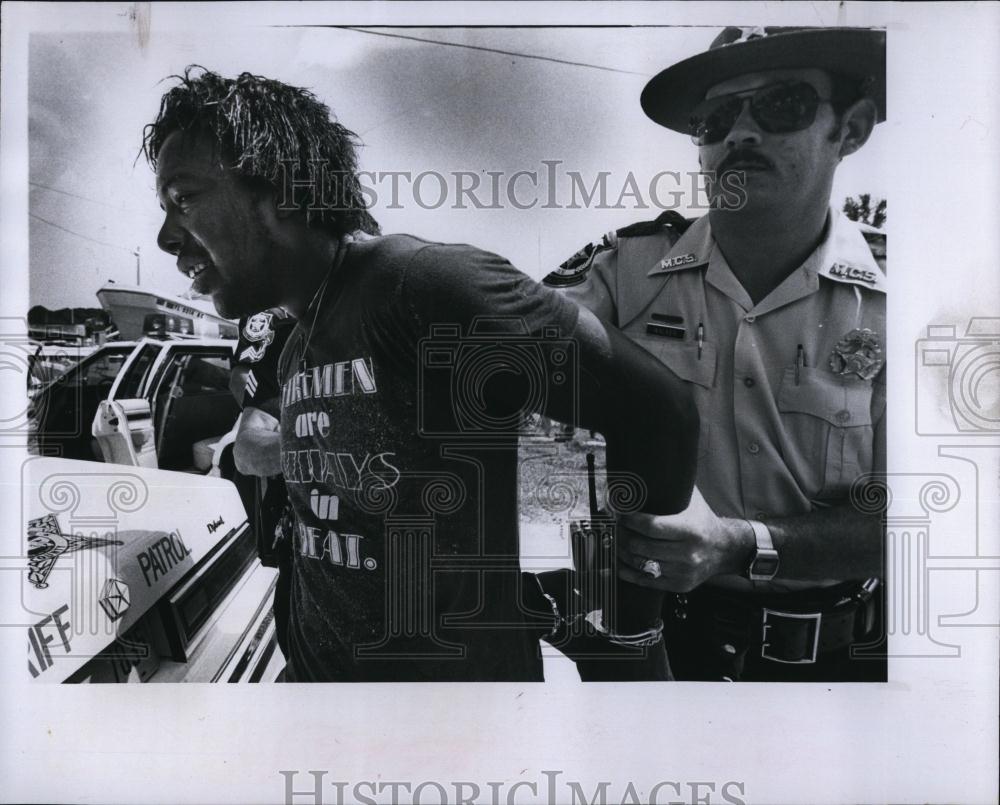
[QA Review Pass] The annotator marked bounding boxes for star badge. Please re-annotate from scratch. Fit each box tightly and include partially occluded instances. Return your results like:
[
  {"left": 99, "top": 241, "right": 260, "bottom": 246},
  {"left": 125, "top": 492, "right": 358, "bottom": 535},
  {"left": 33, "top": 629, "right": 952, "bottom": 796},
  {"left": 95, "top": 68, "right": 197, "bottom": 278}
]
[{"left": 829, "top": 328, "right": 884, "bottom": 381}]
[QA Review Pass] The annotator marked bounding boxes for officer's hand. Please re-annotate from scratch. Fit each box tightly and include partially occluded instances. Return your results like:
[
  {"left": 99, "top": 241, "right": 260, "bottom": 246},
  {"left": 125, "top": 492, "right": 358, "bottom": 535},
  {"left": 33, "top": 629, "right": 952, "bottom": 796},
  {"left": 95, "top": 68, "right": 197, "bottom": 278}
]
[{"left": 616, "top": 486, "right": 754, "bottom": 592}]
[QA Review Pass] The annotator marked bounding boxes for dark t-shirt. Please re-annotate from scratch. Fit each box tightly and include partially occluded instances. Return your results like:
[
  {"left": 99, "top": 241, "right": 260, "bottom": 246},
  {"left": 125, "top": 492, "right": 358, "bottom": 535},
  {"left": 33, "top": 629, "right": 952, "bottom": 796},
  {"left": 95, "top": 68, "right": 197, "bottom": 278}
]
[{"left": 277, "top": 235, "right": 580, "bottom": 681}]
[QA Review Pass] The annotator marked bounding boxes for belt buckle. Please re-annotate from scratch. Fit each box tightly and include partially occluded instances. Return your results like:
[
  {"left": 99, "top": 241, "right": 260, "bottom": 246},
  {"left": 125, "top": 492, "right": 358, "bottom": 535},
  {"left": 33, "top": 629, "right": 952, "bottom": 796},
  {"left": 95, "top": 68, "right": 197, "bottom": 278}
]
[{"left": 761, "top": 608, "right": 822, "bottom": 664}]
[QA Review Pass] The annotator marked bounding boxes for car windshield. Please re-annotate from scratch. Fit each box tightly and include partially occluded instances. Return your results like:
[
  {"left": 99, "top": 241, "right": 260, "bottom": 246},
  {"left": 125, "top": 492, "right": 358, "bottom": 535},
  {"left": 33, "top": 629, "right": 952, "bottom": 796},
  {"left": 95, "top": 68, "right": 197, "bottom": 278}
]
[{"left": 30, "top": 345, "right": 131, "bottom": 394}]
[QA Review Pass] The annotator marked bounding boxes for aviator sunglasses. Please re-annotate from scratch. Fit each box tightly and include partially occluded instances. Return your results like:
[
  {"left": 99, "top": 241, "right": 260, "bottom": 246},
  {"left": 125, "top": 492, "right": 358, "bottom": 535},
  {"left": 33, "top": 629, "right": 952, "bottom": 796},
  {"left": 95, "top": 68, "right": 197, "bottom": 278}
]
[{"left": 688, "top": 81, "right": 831, "bottom": 146}]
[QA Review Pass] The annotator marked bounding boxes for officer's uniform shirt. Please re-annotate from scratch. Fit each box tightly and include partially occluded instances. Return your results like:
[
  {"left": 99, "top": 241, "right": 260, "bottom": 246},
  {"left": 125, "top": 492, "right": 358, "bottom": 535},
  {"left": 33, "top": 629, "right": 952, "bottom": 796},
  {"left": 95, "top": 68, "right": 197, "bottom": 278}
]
[
  {"left": 548, "top": 209, "right": 886, "bottom": 593},
  {"left": 234, "top": 308, "right": 296, "bottom": 417}
]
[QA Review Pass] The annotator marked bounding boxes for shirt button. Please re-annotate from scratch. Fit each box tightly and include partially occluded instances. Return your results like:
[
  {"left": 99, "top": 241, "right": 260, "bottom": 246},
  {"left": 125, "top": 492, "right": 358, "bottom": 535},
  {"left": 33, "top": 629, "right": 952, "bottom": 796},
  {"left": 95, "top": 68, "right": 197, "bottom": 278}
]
[
  {"left": 755, "top": 511, "right": 768, "bottom": 521},
  {"left": 744, "top": 314, "right": 756, "bottom": 324},
  {"left": 743, "top": 377, "right": 756, "bottom": 388},
  {"left": 835, "top": 409, "right": 852, "bottom": 423},
  {"left": 747, "top": 442, "right": 760, "bottom": 455}
]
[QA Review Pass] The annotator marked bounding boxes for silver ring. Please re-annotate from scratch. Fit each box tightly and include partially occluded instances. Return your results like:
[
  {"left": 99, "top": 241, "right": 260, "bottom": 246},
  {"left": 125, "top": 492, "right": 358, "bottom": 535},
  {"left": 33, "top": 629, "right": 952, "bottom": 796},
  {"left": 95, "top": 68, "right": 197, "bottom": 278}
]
[{"left": 641, "top": 559, "right": 662, "bottom": 579}]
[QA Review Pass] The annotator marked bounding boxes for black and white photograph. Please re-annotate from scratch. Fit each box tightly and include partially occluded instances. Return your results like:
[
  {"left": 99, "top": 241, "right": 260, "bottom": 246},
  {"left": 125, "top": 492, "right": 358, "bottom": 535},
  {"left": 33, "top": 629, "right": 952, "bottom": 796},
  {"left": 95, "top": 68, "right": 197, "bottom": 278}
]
[{"left": 1, "top": 2, "right": 997, "bottom": 803}]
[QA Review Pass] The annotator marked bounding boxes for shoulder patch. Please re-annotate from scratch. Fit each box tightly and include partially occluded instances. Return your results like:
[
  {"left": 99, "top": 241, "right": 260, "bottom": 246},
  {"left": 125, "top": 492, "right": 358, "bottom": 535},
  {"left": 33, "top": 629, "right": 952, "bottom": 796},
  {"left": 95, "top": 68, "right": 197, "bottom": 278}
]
[
  {"left": 543, "top": 231, "right": 616, "bottom": 287},
  {"left": 242, "top": 312, "right": 275, "bottom": 343},
  {"left": 238, "top": 311, "right": 279, "bottom": 364}
]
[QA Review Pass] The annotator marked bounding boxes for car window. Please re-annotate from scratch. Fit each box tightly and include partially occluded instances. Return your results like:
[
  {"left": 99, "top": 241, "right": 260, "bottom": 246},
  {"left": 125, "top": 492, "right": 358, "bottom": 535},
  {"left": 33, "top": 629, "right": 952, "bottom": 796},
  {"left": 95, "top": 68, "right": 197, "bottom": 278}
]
[
  {"left": 152, "top": 349, "right": 233, "bottom": 419},
  {"left": 180, "top": 353, "right": 232, "bottom": 393},
  {"left": 80, "top": 350, "right": 129, "bottom": 386},
  {"left": 115, "top": 344, "right": 161, "bottom": 399}
]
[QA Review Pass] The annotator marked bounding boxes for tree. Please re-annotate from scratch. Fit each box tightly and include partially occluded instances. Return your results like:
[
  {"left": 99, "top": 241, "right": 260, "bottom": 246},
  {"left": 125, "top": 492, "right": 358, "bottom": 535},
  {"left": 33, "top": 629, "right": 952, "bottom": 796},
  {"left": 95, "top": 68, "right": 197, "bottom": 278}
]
[{"left": 843, "top": 193, "right": 887, "bottom": 229}]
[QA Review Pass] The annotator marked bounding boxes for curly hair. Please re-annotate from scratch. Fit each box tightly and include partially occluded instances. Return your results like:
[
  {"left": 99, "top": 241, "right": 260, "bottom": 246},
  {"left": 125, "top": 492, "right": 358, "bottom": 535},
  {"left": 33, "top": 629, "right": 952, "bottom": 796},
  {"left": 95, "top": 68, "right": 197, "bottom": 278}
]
[{"left": 142, "top": 66, "right": 380, "bottom": 236}]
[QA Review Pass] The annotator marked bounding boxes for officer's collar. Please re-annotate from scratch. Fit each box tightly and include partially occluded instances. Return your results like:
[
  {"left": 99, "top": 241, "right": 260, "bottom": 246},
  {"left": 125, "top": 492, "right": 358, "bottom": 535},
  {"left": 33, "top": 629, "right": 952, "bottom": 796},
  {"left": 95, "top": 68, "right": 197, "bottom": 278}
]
[
  {"left": 647, "top": 207, "right": 887, "bottom": 294},
  {"left": 812, "top": 210, "right": 887, "bottom": 293},
  {"left": 646, "top": 215, "right": 713, "bottom": 276}
]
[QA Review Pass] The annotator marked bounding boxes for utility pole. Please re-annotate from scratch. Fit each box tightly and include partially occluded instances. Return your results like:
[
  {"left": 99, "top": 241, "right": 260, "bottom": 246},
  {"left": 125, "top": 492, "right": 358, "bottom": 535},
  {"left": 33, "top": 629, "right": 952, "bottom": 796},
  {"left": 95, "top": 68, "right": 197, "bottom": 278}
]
[{"left": 134, "top": 247, "right": 141, "bottom": 286}]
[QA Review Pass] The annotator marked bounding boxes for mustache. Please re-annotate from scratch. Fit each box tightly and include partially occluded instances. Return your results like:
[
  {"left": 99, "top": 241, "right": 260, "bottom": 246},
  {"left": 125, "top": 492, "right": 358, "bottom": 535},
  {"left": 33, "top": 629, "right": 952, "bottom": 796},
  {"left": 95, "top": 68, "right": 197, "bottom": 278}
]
[{"left": 716, "top": 150, "right": 774, "bottom": 173}]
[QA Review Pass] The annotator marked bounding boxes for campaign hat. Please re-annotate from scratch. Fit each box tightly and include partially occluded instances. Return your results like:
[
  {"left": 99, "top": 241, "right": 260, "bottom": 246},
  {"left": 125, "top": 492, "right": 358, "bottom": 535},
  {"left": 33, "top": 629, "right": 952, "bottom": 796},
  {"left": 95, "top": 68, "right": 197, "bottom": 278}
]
[{"left": 641, "top": 26, "right": 886, "bottom": 133}]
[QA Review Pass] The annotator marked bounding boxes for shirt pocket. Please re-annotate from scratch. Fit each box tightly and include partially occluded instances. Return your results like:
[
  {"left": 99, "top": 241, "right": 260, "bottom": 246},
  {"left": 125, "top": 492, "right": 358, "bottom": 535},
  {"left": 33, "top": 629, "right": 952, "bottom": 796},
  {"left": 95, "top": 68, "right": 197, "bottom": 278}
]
[
  {"left": 776, "top": 366, "right": 876, "bottom": 501},
  {"left": 633, "top": 336, "right": 717, "bottom": 459}
]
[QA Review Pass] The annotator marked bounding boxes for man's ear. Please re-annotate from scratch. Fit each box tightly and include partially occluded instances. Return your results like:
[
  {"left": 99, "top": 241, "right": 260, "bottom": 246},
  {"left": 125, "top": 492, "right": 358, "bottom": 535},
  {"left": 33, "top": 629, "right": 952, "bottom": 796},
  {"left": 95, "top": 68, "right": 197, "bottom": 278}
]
[
  {"left": 251, "top": 182, "right": 297, "bottom": 221},
  {"left": 272, "top": 190, "right": 298, "bottom": 220},
  {"left": 837, "top": 97, "right": 878, "bottom": 159}
]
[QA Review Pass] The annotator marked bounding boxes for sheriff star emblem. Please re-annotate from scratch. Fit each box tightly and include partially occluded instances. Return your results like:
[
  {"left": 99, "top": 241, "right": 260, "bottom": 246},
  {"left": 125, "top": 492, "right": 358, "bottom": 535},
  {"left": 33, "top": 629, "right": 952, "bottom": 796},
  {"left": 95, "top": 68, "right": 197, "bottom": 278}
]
[
  {"left": 829, "top": 328, "right": 884, "bottom": 380},
  {"left": 28, "top": 514, "right": 124, "bottom": 590}
]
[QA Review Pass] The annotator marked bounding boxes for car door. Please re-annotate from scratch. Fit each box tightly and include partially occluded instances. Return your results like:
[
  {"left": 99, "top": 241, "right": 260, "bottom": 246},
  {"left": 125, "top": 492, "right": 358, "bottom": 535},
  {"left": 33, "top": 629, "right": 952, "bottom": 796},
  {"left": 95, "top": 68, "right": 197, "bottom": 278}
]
[
  {"left": 91, "top": 341, "right": 167, "bottom": 467},
  {"left": 33, "top": 344, "right": 135, "bottom": 460},
  {"left": 149, "top": 345, "right": 240, "bottom": 471}
]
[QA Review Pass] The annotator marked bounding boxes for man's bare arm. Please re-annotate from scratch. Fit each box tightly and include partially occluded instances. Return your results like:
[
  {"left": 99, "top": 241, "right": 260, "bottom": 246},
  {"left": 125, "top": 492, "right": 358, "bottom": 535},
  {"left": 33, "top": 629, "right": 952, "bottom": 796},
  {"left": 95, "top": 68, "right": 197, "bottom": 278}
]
[
  {"left": 618, "top": 399, "right": 886, "bottom": 591},
  {"left": 618, "top": 493, "right": 883, "bottom": 592},
  {"left": 233, "top": 407, "right": 282, "bottom": 477}
]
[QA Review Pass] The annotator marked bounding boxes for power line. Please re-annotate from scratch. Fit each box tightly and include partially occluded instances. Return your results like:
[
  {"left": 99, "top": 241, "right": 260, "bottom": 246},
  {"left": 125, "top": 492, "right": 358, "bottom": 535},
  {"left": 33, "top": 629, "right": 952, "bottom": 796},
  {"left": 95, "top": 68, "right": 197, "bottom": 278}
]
[
  {"left": 30, "top": 180, "right": 158, "bottom": 218},
  {"left": 29, "top": 212, "right": 136, "bottom": 254},
  {"left": 331, "top": 26, "right": 649, "bottom": 76},
  {"left": 30, "top": 180, "right": 124, "bottom": 211}
]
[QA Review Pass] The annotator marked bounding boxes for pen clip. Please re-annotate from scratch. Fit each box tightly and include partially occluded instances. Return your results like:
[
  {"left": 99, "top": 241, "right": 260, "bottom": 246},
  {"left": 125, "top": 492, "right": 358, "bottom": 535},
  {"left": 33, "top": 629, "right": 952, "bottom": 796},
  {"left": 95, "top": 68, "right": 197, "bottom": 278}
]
[
  {"left": 696, "top": 323, "right": 705, "bottom": 360},
  {"left": 795, "top": 344, "right": 804, "bottom": 385}
]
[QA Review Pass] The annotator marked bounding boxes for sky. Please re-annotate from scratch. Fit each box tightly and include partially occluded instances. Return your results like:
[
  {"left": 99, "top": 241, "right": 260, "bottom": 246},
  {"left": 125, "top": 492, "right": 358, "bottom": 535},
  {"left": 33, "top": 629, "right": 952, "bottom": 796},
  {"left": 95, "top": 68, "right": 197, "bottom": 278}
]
[{"left": 26, "top": 24, "right": 890, "bottom": 310}]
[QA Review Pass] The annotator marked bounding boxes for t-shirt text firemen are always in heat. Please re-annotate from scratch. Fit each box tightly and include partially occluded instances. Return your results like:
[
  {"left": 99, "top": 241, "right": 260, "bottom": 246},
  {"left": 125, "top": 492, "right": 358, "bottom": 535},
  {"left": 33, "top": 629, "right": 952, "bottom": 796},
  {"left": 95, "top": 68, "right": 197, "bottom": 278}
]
[{"left": 280, "top": 357, "right": 400, "bottom": 572}]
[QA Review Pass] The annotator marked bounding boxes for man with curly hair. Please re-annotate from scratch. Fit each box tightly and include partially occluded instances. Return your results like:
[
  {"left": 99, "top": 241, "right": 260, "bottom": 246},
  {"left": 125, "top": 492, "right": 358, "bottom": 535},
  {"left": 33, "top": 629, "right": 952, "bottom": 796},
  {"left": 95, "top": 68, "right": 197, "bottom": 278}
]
[{"left": 144, "top": 67, "right": 700, "bottom": 682}]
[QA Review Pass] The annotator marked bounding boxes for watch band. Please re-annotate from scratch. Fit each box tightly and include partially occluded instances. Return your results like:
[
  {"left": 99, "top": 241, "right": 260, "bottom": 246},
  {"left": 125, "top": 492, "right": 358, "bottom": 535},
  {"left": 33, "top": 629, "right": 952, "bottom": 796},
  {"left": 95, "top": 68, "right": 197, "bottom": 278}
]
[{"left": 746, "top": 519, "right": 780, "bottom": 582}]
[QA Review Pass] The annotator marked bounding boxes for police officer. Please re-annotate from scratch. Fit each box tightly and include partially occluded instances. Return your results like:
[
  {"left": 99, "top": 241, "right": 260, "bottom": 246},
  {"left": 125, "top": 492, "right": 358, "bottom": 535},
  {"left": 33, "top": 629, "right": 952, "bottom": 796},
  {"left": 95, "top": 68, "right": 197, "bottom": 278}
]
[
  {"left": 545, "top": 26, "right": 887, "bottom": 681},
  {"left": 229, "top": 306, "right": 298, "bottom": 658}
]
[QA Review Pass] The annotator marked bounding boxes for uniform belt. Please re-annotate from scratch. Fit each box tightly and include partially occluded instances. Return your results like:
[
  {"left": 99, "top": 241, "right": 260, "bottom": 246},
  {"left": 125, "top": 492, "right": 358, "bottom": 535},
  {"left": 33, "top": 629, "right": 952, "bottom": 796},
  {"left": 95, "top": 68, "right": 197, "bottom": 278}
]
[{"left": 680, "top": 580, "right": 880, "bottom": 665}]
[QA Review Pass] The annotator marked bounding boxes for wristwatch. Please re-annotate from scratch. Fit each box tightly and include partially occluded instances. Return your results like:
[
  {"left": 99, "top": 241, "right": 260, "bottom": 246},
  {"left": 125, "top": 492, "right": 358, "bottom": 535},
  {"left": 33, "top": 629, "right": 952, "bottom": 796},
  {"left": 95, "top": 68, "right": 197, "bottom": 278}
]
[{"left": 746, "top": 519, "right": 780, "bottom": 582}]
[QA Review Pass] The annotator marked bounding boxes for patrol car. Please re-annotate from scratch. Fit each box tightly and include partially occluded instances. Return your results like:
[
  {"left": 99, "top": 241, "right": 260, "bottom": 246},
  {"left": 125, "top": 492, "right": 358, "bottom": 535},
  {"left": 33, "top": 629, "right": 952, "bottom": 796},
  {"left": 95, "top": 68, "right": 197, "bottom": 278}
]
[{"left": 24, "top": 335, "right": 281, "bottom": 683}]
